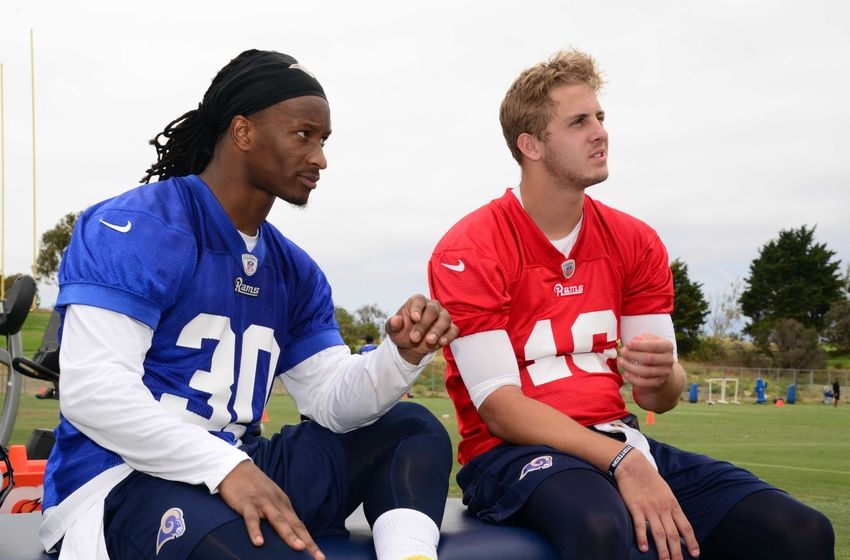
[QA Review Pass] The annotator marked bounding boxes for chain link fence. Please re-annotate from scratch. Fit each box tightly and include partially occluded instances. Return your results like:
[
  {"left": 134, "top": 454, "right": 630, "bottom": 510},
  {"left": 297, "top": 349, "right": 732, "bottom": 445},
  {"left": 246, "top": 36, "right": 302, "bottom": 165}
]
[
  {"left": 409, "top": 361, "right": 850, "bottom": 404},
  {"left": 679, "top": 363, "right": 849, "bottom": 404},
  {"left": 6, "top": 362, "right": 848, "bottom": 405}
]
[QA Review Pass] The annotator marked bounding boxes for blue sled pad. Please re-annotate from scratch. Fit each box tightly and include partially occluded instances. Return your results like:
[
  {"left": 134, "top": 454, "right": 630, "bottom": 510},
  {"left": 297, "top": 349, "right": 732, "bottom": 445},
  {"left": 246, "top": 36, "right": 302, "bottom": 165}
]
[{"left": 0, "top": 499, "right": 557, "bottom": 559}]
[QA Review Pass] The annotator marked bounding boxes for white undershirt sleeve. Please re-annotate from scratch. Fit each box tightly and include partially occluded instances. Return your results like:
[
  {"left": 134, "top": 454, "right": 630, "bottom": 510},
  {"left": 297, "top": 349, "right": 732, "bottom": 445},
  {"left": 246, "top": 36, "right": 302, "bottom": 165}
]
[
  {"left": 450, "top": 330, "right": 520, "bottom": 409},
  {"left": 448, "top": 319, "right": 674, "bottom": 410},
  {"left": 620, "top": 314, "right": 678, "bottom": 361},
  {"left": 280, "top": 338, "right": 434, "bottom": 433},
  {"left": 60, "top": 305, "right": 249, "bottom": 493}
]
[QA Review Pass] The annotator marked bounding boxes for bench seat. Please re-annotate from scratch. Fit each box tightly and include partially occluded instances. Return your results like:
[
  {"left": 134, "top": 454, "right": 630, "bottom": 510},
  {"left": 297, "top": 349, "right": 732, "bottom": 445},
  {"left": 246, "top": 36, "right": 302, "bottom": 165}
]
[{"left": 0, "top": 498, "right": 557, "bottom": 559}]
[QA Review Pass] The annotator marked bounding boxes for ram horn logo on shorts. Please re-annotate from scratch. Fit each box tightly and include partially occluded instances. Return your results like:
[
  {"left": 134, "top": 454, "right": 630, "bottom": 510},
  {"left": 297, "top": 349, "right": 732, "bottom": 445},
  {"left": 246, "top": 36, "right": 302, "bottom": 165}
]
[
  {"left": 156, "top": 507, "right": 186, "bottom": 555},
  {"left": 519, "top": 455, "right": 553, "bottom": 480}
]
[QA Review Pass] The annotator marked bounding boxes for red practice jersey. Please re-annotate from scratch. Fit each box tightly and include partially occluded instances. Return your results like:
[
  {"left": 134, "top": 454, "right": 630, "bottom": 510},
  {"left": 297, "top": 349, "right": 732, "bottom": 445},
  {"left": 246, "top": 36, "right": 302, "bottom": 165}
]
[{"left": 429, "top": 190, "right": 673, "bottom": 464}]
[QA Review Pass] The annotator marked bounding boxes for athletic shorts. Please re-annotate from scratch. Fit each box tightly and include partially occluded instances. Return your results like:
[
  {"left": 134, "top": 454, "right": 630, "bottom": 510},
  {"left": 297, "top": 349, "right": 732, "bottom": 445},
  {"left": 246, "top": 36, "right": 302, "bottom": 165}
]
[
  {"left": 102, "top": 420, "right": 348, "bottom": 560},
  {"left": 458, "top": 432, "right": 776, "bottom": 542}
]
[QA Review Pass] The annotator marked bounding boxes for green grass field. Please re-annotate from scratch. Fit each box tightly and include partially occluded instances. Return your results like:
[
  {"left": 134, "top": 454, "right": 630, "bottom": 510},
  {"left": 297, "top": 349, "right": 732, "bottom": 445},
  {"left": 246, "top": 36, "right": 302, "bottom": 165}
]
[
  {"left": 2, "top": 393, "right": 848, "bottom": 557},
  {"left": 3, "top": 311, "right": 849, "bottom": 556},
  {"left": 16, "top": 309, "right": 53, "bottom": 357}
]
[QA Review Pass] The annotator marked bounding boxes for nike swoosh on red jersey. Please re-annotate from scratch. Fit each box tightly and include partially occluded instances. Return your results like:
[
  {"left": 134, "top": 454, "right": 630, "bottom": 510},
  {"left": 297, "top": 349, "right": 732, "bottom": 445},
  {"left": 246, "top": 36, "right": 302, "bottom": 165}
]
[{"left": 441, "top": 259, "right": 465, "bottom": 272}]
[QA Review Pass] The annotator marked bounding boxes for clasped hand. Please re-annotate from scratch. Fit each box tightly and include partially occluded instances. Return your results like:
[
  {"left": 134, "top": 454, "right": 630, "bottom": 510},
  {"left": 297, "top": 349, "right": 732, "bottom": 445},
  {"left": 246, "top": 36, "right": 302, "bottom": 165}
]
[
  {"left": 386, "top": 293, "right": 459, "bottom": 365},
  {"left": 618, "top": 333, "right": 676, "bottom": 391}
]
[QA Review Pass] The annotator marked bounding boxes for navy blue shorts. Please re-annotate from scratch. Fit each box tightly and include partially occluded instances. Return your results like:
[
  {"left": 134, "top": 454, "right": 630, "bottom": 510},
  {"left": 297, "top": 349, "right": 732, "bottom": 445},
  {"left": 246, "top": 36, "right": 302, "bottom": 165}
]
[
  {"left": 103, "top": 420, "right": 348, "bottom": 560},
  {"left": 458, "top": 434, "right": 776, "bottom": 542}
]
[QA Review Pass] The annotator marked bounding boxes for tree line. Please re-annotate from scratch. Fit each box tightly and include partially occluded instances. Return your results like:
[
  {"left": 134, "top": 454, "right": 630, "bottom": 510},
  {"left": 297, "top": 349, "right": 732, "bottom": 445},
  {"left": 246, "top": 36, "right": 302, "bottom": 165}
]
[
  {"left": 5, "top": 216, "right": 848, "bottom": 370},
  {"left": 672, "top": 225, "right": 849, "bottom": 369}
]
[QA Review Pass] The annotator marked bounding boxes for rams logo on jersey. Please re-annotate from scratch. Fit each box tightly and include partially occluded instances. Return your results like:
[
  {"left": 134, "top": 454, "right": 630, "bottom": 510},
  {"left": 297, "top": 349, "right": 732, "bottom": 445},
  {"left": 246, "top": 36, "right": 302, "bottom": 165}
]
[{"left": 234, "top": 277, "right": 260, "bottom": 297}]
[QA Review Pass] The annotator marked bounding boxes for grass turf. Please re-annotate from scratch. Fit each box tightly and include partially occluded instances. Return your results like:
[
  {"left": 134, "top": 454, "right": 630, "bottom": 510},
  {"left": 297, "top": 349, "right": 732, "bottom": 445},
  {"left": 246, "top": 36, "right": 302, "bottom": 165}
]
[
  {"left": 3, "top": 311, "right": 848, "bottom": 556},
  {"left": 2, "top": 393, "right": 848, "bottom": 558}
]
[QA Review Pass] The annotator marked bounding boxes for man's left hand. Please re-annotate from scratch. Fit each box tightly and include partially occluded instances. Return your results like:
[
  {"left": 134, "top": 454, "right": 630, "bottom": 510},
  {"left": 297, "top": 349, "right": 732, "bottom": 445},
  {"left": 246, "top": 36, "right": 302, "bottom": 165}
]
[
  {"left": 618, "top": 334, "right": 677, "bottom": 391},
  {"left": 386, "top": 294, "right": 458, "bottom": 365}
]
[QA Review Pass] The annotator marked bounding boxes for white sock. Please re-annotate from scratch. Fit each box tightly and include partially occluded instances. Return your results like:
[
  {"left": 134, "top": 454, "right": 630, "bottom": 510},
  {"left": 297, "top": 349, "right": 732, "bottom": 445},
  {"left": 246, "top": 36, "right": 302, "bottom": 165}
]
[{"left": 372, "top": 508, "right": 440, "bottom": 560}]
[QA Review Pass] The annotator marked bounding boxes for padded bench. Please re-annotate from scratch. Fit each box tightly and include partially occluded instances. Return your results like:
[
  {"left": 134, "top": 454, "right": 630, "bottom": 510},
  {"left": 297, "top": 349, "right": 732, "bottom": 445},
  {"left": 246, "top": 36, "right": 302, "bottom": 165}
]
[{"left": 0, "top": 498, "right": 558, "bottom": 559}]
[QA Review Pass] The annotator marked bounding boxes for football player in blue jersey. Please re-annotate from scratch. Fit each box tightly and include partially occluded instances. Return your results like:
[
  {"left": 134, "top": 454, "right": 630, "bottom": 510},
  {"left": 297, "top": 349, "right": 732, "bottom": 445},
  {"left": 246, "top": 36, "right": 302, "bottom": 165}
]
[
  {"left": 39, "top": 49, "right": 458, "bottom": 560},
  {"left": 359, "top": 335, "right": 379, "bottom": 355}
]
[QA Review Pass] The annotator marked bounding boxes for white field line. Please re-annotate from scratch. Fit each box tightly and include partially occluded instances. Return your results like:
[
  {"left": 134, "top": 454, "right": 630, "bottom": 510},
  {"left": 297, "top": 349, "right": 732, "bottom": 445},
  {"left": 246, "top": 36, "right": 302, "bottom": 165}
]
[
  {"left": 735, "top": 461, "right": 850, "bottom": 476},
  {"left": 708, "top": 442, "right": 850, "bottom": 447}
]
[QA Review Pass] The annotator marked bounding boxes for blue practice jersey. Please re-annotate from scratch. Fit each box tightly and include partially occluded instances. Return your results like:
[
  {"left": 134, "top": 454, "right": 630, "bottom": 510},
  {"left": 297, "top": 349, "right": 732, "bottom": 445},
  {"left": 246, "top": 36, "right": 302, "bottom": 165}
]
[{"left": 43, "top": 175, "right": 344, "bottom": 508}]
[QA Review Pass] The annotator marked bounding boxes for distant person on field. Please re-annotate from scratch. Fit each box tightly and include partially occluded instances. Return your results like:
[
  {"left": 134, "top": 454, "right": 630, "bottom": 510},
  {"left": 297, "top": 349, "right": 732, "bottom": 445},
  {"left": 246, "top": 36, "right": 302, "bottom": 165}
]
[
  {"left": 359, "top": 335, "right": 379, "bottom": 354},
  {"left": 834, "top": 380, "right": 841, "bottom": 407}
]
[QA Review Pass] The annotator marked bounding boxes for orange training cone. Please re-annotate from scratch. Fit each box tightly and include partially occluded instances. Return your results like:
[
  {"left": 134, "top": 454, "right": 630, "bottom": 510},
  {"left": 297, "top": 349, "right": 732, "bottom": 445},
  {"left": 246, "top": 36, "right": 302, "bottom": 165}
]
[
  {"left": 646, "top": 411, "right": 656, "bottom": 425},
  {"left": 261, "top": 408, "right": 269, "bottom": 423}
]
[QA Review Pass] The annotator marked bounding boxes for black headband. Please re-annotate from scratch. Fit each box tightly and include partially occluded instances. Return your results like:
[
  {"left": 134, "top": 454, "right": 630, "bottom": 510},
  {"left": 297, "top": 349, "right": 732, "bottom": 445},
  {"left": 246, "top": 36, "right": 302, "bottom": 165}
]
[{"left": 203, "top": 50, "right": 326, "bottom": 134}]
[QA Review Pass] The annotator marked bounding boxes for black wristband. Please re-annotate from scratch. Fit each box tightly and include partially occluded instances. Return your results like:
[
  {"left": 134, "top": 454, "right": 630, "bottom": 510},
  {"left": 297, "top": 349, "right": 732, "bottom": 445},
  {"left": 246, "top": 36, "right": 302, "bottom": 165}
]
[{"left": 607, "top": 444, "right": 634, "bottom": 478}]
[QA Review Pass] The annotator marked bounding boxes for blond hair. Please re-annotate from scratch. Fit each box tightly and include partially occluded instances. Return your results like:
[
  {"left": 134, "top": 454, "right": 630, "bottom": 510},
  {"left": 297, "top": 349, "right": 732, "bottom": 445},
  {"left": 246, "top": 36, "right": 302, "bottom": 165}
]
[{"left": 499, "top": 49, "right": 603, "bottom": 163}]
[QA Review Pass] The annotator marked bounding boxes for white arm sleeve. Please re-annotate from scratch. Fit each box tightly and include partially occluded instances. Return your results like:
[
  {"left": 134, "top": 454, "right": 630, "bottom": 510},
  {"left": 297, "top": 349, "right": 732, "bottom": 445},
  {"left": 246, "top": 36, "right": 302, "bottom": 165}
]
[
  {"left": 60, "top": 305, "right": 249, "bottom": 493},
  {"left": 450, "top": 330, "right": 520, "bottom": 409},
  {"left": 620, "top": 314, "right": 678, "bottom": 361},
  {"left": 280, "top": 337, "right": 434, "bottom": 433}
]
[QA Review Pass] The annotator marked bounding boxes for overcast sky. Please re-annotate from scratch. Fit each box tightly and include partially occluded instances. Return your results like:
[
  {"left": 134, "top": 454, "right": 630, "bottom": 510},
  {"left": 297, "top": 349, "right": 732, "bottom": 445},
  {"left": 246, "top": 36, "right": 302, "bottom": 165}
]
[{"left": 1, "top": 1, "right": 848, "bottom": 325}]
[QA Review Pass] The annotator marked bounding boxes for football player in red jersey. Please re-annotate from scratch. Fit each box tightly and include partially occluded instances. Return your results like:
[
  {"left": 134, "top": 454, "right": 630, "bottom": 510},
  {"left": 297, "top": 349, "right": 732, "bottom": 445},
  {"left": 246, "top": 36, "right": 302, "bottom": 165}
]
[{"left": 429, "top": 49, "right": 833, "bottom": 560}]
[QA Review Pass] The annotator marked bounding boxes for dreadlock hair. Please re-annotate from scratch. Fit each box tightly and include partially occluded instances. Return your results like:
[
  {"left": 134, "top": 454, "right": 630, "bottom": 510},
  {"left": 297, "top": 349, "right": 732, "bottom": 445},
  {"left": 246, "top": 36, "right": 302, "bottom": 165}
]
[{"left": 140, "top": 50, "right": 263, "bottom": 184}]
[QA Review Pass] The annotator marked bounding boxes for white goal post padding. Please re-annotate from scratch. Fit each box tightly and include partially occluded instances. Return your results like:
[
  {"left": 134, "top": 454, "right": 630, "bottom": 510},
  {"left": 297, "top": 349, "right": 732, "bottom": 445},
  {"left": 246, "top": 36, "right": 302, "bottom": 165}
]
[{"left": 706, "top": 378, "right": 740, "bottom": 404}]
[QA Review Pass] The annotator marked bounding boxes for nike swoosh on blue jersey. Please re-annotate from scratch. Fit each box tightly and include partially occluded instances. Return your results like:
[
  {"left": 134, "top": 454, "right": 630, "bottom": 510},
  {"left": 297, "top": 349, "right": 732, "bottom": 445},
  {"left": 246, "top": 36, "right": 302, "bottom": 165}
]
[{"left": 99, "top": 219, "right": 132, "bottom": 233}]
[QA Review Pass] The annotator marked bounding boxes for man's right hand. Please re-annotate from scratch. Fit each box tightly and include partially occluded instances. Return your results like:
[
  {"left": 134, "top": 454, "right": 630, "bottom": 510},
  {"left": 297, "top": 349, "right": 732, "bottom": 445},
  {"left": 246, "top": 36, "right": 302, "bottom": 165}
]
[
  {"left": 480, "top": 386, "right": 699, "bottom": 559},
  {"left": 613, "top": 451, "right": 700, "bottom": 560},
  {"left": 218, "top": 460, "right": 325, "bottom": 560}
]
